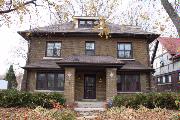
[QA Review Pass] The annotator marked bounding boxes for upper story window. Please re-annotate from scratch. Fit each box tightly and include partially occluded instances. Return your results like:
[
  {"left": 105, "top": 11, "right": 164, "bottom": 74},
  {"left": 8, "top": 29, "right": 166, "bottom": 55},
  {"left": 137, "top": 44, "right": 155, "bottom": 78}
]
[
  {"left": 117, "top": 43, "right": 133, "bottom": 59},
  {"left": 36, "top": 72, "right": 64, "bottom": 91},
  {"left": 85, "top": 41, "right": 95, "bottom": 55},
  {"left": 78, "top": 20, "right": 99, "bottom": 28},
  {"left": 46, "top": 42, "right": 61, "bottom": 57}
]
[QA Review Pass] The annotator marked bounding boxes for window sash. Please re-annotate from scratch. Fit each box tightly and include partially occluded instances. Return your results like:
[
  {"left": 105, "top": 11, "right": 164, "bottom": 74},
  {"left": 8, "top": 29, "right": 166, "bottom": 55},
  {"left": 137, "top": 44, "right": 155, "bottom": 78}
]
[
  {"left": 117, "top": 43, "right": 132, "bottom": 59},
  {"left": 85, "top": 42, "right": 95, "bottom": 55},
  {"left": 78, "top": 20, "right": 99, "bottom": 28},
  {"left": 117, "top": 73, "right": 140, "bottom": 92},
  {"left": 36, "top": 72, "right": 64, "bottom": 90},
  {"left": 46, "top": 42, "right": 61, "bottom": 57}
]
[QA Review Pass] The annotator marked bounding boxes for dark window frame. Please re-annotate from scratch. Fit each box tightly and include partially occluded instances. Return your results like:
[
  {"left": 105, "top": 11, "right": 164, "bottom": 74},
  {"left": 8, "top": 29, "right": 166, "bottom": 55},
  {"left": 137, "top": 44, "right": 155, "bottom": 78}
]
[
  {"left": 78, "top": 19, "right": 99, "bottom": 28},
  {"left": 117, "top": 42, "right": 133, "bottom": 59},
  {"left": 117, "top": 72, "right": 140, "bottom": 92},
  {"left": 45, "top": 41, "right": 62, "bottom": 57},
  {"left": 85, "top": 41, "right": 95, "bottom": 56},
  {"left": 36, "top": 72, "right": 64, "bottom": 91}
]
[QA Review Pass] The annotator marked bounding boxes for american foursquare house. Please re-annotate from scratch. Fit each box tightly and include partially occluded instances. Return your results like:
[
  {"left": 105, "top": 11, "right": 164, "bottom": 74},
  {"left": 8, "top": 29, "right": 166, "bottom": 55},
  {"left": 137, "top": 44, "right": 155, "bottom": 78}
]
[{"left": 18, "top": 16, "right": 159, "bottom": 103}]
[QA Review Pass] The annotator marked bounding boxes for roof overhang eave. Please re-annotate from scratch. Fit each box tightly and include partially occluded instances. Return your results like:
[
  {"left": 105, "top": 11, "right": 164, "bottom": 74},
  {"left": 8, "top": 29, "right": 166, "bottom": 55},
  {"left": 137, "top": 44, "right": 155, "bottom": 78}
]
[{"left": 56, "top": 62, "right": 124, "bottom": 68}]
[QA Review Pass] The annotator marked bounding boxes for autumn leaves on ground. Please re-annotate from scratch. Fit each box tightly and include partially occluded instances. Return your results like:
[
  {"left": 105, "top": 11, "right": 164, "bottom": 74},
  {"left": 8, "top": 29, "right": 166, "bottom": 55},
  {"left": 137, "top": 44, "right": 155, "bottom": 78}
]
[{"left": 0, "top": 106, "right": 179, "bottom": 120}]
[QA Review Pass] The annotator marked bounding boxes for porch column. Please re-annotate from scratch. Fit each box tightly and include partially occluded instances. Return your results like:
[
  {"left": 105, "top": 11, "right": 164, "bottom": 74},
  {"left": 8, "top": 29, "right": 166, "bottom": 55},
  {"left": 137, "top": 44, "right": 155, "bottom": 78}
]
[
  {"left": 106, "top": 68, "right": 117, "bottom": 101},
  {"left": 64, "top": 67, "right": 75, "bottom": 104}
]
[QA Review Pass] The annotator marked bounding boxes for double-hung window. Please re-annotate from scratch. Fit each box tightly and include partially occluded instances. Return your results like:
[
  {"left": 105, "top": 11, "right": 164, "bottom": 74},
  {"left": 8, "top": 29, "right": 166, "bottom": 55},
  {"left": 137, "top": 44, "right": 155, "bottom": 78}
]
[
  {"left": 85, "top": 41, "right": 95, "bottom": 55},
  {"left": 46, "top": 42, "right": 61, "bottom": 57},
  {"left": 117, "top": 43, "right": 132, "bottom": 59}
]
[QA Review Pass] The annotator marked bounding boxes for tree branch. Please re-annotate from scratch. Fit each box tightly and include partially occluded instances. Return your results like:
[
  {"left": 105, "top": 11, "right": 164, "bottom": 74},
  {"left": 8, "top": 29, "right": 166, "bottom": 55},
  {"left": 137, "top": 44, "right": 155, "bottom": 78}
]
[
  {"left": 161, "top": 0, "right": 180, "bottom": 36},
  {"left": 0, "top": 0, "right": 37, "bottom": 14}
]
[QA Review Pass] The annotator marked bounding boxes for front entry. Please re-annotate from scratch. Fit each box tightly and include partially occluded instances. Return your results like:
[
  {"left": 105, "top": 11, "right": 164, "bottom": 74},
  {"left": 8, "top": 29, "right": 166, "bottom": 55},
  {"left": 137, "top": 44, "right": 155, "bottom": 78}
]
[{"left": 84, "top": 74, "right": 96, "bottom": 99}]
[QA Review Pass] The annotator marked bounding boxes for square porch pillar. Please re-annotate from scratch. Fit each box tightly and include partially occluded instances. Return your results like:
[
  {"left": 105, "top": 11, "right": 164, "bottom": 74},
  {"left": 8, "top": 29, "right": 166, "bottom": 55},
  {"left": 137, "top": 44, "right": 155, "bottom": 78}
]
[
  {"left": 64, "top": 67, "right": 75, "bottom": 104},
  {"left": 106, "top": 68, "right": 117, "bottom": 101}
]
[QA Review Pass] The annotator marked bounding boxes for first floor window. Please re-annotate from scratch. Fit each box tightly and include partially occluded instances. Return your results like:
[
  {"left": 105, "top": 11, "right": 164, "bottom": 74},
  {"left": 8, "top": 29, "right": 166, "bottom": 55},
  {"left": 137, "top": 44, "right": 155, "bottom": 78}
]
[
  {"left": 37, "top": 72, "right": 64, "bottom": 90},
  {"left": 179, "top": 73, "right": 180, "bottom": 81},
  {"left": 117, "top": 73, "right": 140, "bottom": 92}
]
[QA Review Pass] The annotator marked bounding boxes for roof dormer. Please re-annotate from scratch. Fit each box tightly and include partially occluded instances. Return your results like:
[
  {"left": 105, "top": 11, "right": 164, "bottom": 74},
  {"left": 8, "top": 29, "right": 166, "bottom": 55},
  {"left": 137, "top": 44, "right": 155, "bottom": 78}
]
[{"left": 73, "top": 16, "right": 100, "bottom": 28}]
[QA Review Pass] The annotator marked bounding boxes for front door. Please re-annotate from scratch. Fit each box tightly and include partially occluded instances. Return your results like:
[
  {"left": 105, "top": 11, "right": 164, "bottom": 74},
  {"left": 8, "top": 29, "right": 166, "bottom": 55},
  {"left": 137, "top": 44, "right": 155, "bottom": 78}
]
[{"left": 84, "top": 74, "right": 96, "bottom": 99}]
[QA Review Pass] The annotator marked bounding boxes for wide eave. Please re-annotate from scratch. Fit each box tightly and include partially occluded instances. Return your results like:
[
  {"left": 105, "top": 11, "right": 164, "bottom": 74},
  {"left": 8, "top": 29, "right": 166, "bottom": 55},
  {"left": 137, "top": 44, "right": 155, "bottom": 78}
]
[{"left": 18, "top": 22, "right": 160, "bottom": 43}]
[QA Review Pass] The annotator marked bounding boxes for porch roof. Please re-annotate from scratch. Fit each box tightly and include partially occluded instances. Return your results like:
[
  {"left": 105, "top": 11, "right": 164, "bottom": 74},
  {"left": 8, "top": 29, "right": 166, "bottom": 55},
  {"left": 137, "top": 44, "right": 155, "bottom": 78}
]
[
  {"left": 119, "top": 60, "right": 154, "bottom": 71},
  {"left": 22, "top": 56, "right": 153, "bottom": 71},
  {"left": 22, "top": 60, "right": 61, "bottom": 69},
  {"left": 56, "top": 55, "right": 124, "bottom": 67}
]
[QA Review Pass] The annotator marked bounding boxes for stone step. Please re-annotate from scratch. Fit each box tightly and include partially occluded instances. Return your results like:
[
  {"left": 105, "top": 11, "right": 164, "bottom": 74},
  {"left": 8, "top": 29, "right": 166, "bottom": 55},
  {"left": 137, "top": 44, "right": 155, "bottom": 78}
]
[
  {"left": 77, "top": 115, "right": 98, "bottom": 120},
  {"left": 74, "top": 107, "right": 106, "bottom": 112},
  {"left": 75, "top": 101, "right": 105, "bottom": 108}
]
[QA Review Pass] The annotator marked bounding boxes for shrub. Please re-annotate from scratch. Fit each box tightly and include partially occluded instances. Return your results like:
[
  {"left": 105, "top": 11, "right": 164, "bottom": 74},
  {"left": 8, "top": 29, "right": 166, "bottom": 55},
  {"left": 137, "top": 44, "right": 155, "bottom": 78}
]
[
  {"left": 0, "top": 89, "right": 65, "bottom": 108},
  {"left": 113, "top": 93, "right": 178, "bottom": 110}
]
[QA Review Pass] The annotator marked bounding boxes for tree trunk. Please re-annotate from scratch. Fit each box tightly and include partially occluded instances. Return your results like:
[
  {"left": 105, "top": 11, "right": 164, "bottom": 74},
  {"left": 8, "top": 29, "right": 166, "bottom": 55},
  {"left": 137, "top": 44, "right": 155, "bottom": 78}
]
[{"left": 161, "top": 0, "right": 180, "bottom": 36}]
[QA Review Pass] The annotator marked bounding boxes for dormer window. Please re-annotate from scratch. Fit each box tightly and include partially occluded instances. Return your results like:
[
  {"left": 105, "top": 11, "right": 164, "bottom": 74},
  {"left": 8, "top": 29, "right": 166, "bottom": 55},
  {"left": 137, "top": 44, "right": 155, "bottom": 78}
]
[{"left": 78, "top": 19, "right": 99, "bottom": 28}]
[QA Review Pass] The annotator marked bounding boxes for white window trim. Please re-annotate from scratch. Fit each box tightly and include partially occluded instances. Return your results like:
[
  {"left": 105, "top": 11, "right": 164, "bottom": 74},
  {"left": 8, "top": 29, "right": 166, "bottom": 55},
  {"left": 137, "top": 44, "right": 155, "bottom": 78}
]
[
  {"left": 43, "top": 57, "right": 63, "bottom": 60},
  {"left": 34, "top": 90, "right": 64, "bottom": 93},
  {"left": 157, "top": 83, "right": 172, "bottom": 85},
  {"left": 117, "top": 59, "right": 135, "bottom": 61}
]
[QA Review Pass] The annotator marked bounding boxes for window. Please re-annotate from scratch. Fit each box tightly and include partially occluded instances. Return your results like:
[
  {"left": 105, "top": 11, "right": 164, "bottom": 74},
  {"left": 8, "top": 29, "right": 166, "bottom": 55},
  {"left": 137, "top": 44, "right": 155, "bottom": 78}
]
[
  {"left": 179, "top": 73, "right": 180, "bottom": 81},
  {"left": 78, "top": 20, "right": 99, "bottom": 28},
  {"left": 85, "top": 41, "right": 95, "bottom": 55},
  {"left": 157, "top": 76, "right": 163, "bottom": 84},
  {"left": 36, "top": 72, "right": 64, "bottom": 90},
  {"left": 117, "top": 43, "right": 132, "bottom": 59},
  {"left": 165, "top": 75, "right": 169, "bottom": 83},
  {"left": 117, "top": 73, "right": 140, "bottom": 92},
  {"left": 157, "top": 75, "right": 172, "bottom": 84},
  {"left": 169, "top": 75, "right": 172, "bottom": 83},
  {"left": 46, "top": 42, "right": 61, "bottom": 57}
]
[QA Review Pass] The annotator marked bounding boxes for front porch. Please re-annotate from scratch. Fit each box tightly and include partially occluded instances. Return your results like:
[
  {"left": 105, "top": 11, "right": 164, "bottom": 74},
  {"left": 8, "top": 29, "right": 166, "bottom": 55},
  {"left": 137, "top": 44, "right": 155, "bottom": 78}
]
[{"left": 64, "top": 67, "right": 117, "bottom": 103}]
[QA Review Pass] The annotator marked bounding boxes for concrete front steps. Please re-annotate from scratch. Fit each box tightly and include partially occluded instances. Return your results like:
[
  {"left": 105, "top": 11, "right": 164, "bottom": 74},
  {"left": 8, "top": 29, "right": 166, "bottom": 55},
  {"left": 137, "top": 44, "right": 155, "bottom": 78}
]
[{"left": 74, "top": 101, "right": 106, "bottom": 120}]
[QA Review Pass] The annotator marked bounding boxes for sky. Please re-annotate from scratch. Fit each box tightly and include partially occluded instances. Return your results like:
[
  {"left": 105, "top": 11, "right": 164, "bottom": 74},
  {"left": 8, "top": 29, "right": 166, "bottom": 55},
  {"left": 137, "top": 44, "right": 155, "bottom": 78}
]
[
  {"left": 0, "top": 0, "right": 179, "bottom": 77},
  {"left": 0, "top": 80, "right": 8, "bottom": 89}
]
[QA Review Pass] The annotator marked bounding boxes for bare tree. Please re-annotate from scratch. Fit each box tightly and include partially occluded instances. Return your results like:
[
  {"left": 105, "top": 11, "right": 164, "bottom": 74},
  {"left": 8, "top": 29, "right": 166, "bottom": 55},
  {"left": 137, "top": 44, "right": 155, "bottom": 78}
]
[{"left": 161, "top": 0, "right": 180, "bottom": 36}]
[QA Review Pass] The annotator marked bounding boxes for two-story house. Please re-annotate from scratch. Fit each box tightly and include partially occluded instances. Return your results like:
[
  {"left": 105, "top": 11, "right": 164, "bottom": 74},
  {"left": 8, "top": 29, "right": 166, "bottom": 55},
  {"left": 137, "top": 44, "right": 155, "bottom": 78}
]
[
  {"left": 18, "top": 16, "right": 159, "bottom": 103},
  {"left": 152, "top": 37, "right": 180, "bottom": 92}
]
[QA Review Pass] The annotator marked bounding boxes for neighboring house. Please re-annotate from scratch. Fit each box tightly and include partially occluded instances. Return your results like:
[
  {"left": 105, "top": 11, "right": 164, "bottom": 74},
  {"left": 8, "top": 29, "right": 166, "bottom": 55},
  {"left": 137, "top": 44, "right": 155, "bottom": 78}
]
[
  {"left": 18, "top": 16, "right": 159, "bottom": 103},
  {"left": 152, "top": 37, "right": 180, "bottom": 92},
  {"left": 0, "top": 80, "right": 8, "bottom": 90}
]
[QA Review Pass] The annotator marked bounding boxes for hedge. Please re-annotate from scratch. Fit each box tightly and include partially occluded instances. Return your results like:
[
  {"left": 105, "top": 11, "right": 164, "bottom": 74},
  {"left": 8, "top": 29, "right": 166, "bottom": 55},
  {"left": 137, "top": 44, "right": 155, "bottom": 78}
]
[
  {"left": 0, "top": 89, "right": 65, "bottom": 108},
  {"left": 113, "top": 93, "right": 179, "bottom": 110}
]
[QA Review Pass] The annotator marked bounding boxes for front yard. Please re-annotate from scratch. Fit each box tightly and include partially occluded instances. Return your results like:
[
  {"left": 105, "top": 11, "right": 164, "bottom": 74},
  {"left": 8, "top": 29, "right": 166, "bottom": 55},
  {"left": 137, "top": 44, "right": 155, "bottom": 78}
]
[
  {"left": 0, "top": 90, "right": 180, "bottom": 120},
  {"left": 0, "top": 106, "right": 179, "bottom": 120}
]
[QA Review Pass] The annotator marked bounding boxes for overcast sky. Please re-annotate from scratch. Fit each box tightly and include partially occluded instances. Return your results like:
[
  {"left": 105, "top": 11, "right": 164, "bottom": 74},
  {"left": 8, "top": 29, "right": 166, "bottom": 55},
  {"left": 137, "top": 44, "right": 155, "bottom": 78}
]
[
  {"left": 0, "top": 80, "right": 8, "bottom": 89},
  {"left": 0, "top": 0, "right": 179, "bottom": 76}
]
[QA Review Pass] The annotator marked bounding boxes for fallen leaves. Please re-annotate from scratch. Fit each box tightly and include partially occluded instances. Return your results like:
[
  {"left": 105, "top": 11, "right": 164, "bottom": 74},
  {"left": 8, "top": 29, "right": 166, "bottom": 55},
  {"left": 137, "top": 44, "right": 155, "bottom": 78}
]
[{"left": 96, "top": 106, "right": 179, "bottom": 120}]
